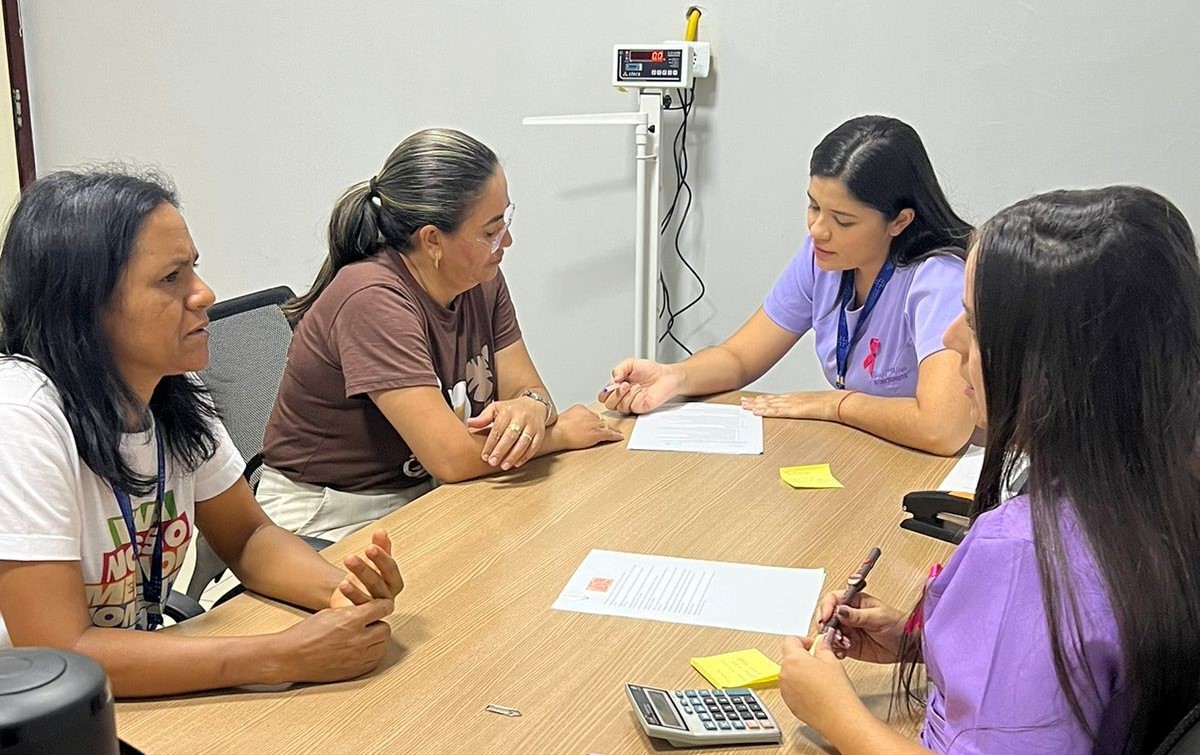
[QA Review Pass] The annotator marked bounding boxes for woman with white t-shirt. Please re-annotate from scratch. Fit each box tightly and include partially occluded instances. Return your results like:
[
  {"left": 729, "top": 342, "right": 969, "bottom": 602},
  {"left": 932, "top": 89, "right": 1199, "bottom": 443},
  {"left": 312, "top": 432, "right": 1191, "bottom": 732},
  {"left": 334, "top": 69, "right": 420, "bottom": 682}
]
[{"left": 0, "top": 170, "right": 403, "bottom": 697}]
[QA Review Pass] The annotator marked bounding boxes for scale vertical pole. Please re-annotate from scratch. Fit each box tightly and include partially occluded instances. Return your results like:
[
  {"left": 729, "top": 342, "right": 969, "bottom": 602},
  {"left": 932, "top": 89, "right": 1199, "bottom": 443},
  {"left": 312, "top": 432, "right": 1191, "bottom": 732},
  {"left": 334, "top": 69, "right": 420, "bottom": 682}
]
[{"left": 633, "top": 90, "right": 663, "bottom": 361}]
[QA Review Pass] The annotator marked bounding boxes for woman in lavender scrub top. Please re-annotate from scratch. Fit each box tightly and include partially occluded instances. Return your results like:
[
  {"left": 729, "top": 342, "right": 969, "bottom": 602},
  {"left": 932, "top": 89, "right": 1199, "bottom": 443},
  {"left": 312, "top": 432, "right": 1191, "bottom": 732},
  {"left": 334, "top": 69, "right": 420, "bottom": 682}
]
[
  {"left": 778, "top": 186, "right": 1200, "bottom": 753},
  {"left": 599, "top": 116, "right": 975, "bottom": 456}
]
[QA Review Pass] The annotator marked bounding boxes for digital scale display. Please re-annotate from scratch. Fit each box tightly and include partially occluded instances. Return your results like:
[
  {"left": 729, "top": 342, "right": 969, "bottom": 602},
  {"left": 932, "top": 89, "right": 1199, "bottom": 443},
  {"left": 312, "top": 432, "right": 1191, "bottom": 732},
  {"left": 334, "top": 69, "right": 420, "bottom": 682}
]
[
  {"left": 627, "top": 49, "right": 669, "bottom": 63},
  {"left": 615, "top": 46, "right": 686, "bottom": 85}
]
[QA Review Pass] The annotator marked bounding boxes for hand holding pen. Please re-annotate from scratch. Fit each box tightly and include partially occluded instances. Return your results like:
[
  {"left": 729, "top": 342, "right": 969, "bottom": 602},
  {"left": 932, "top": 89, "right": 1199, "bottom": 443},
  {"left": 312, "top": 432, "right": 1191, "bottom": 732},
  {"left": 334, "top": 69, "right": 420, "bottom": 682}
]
[
  {"left": 811, "top": 547, "right": 882, "bottom": 657},
  {"left": 597, "top": 358, "right": 681, "bottom": 415}
]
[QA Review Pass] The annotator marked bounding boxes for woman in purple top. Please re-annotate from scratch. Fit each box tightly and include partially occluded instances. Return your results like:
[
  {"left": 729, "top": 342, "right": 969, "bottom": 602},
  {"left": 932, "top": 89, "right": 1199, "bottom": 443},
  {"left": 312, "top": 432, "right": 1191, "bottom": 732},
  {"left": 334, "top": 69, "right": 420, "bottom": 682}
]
[
  {"left": 778, "top": 186, "right": 1200, "bottom": 753},
  {"left": 599, "top": 116, "right": 975, "bottom": 455}
]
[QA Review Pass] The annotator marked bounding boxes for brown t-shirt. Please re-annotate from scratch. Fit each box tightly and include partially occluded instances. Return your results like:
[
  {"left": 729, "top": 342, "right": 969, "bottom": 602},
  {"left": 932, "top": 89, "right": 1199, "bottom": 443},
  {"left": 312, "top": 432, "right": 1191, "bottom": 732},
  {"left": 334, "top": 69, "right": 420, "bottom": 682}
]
[{"left": 263, "top": 250, "right": 521, "bottom": 491}]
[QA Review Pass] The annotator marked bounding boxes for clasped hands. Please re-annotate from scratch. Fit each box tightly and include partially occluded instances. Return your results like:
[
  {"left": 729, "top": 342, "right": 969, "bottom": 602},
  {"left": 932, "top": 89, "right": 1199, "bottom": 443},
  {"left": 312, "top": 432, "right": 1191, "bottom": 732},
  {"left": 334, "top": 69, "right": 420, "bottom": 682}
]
[
  {"left": 328, "top": 529, "right": 405, "bottom": 610},
  {"left": 271, "top": 530, "right": 402, "bottom": 685},
  {"left": 469, "top": 395, "right": 549, "bottom": 470}
]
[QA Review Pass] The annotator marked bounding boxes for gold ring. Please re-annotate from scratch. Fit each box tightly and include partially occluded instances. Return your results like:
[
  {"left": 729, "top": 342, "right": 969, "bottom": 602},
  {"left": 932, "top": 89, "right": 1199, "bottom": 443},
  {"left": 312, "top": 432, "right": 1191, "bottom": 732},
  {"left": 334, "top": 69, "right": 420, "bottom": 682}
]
[
  {"left": 520, "top": 431, "right": 534, "bottom": 442},
  {"left": 507, "top": 422, "right": 522, "bottom": 434}
]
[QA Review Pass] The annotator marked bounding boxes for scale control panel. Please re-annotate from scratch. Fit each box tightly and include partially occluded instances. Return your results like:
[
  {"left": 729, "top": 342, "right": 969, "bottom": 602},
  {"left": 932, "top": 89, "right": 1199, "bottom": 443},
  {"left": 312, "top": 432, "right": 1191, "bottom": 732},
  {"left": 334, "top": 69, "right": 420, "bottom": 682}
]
[{"left": 614, "top": 44, "right": 696, "bottom": 88}]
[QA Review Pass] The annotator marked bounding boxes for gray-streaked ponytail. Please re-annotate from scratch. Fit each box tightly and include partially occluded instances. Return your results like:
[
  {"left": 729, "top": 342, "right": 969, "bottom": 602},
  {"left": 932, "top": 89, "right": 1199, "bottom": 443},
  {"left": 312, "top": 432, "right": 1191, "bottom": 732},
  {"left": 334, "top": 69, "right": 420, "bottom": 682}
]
[{"left": 284, "top": 128, "right": 498, "bottom": 325}]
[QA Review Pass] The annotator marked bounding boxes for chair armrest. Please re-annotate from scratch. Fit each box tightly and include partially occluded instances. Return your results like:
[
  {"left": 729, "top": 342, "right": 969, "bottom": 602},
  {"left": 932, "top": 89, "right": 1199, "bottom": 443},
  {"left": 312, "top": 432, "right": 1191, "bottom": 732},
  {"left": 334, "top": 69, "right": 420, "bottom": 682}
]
[
  {"left": 299, "top": 535, "right": 333, "bottom": 551},
  {"left": 210, "top": 584, "right": 247, "bottom": 609},
  {"left": 244, "top": 453, "right": 263, "bottom": 485},
  {"left": 163, "top": 591, "right": 205, "bottom": 622}
]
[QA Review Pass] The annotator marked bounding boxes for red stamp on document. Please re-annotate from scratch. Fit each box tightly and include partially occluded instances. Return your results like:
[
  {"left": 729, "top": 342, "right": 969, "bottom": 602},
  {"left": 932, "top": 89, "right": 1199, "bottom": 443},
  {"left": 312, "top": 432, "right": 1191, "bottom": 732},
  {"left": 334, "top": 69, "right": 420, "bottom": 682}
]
[{"left": 587, "top": 577, "right": 614, "bottom": 593}]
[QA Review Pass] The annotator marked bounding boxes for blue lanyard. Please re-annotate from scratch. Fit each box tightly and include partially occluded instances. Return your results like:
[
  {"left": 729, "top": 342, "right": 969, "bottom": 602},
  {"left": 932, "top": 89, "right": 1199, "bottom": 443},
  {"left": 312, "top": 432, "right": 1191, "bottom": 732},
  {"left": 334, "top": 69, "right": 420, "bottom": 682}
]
[
  {"left": 112, "top": 427, "right": 167, "bottom": 631},
  {"left": 835, "top": 260, "right": 896, "bottom": 389}
]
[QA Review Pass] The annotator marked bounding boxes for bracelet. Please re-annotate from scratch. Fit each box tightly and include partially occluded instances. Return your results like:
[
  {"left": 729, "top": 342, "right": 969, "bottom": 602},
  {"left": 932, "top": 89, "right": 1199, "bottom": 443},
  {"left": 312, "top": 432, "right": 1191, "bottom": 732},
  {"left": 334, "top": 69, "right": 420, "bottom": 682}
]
[
  {"left": 519, "top": 389, "right": 553, "bottom": 423},
  {"left": 836, "top": 390, "right": 858, "bottom": 423}
]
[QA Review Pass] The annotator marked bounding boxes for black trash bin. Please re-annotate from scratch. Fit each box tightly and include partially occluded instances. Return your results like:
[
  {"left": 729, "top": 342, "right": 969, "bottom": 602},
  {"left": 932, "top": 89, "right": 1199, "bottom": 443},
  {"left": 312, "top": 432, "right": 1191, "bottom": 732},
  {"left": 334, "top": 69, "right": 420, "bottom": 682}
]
[{"left": 0, "top": 647, "right": 131, "bottom": 754}]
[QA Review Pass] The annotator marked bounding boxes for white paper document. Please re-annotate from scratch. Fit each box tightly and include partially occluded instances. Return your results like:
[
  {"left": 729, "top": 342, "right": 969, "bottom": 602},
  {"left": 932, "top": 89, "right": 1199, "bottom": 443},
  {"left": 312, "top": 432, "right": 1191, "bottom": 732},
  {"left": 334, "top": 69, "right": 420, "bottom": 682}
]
[
  {"left": 627, "top": 403, "right": 764, "bottom": 455},
  {"left": 552, "top": 549, "right": 825, "bottom": 636},
  {"left": 938, "top": 444, "right": 984, "bottom": 493}
]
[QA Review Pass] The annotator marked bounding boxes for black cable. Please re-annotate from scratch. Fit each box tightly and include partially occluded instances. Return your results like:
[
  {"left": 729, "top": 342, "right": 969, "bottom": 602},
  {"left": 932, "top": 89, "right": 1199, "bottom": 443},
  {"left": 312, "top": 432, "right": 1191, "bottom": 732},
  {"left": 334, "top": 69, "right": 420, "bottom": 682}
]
[
  {"left": 667, "top": 119, "right": 704, "bottom": 319},
  {"left": 661, "top": 92, "right": 689, "bottom": 112},
  {"left": 656, "top": 85, "right": 705, "bottom": 356},
  {"left": 659, "top": 88, "right": 692, "bottom": 233},
  {"left": 656, "top": 91, "right": 685, "bottom": 326},
  {"left": 658, "top": 87, "right": 692, "bottom": 348}
]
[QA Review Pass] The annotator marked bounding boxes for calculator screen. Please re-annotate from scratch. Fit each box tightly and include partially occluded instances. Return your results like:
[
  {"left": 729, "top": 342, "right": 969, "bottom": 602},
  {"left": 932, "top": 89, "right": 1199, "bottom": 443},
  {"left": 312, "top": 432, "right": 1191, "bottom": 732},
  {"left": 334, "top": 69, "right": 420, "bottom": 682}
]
[{"left": 647, "top": 689, "right": 685, "bottom": 730}]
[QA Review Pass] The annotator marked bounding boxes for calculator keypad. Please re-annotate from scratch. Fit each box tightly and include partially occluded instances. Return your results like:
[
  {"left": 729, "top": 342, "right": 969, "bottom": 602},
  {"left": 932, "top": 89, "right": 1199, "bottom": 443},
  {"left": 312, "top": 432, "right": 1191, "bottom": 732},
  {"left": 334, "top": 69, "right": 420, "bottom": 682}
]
[
  {"left": 628, "top": 684, "right": 781, "bottom": 747},
  {"left": 677, "top": 688, "right": 777, "bottom": 731}
]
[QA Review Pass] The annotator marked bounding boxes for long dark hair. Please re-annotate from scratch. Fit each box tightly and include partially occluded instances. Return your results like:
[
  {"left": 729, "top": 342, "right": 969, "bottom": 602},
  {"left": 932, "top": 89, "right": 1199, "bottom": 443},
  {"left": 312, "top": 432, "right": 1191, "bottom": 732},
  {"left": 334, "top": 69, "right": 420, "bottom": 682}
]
[
  {"left": 810, "top": 115, "right": 972, "bottom": 264},
  {"left": 0, "top": 170, "right": 219, "bottom": 495},
  {"left": 903, "top": 186, "right": 1200, "bottom": 751},
  {"left": 283, "top": 128, "right": 499, "bottom": 324}
]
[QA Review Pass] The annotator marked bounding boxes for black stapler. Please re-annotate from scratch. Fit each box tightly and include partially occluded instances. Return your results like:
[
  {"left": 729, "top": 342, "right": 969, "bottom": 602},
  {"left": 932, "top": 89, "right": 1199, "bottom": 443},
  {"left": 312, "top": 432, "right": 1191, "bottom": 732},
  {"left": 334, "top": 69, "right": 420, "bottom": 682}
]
[{"left": 900, "top": 490, "right": 973, "bottom": 544}]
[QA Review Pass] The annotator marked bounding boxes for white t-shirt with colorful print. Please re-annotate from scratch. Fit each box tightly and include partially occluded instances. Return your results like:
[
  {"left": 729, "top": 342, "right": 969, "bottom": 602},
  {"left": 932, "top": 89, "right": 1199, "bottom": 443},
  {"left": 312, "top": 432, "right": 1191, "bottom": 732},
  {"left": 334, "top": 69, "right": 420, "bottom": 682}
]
[{"left": 0, "top": 358, "right": 243, "bottom": 646}]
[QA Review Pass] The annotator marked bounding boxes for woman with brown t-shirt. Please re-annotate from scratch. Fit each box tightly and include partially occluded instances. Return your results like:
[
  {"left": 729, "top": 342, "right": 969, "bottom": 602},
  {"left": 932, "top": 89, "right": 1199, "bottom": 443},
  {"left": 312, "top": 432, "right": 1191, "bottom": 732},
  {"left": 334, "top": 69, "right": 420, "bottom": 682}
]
[{"left": 259, "top": 129, "right": 622, "bottom": 541}]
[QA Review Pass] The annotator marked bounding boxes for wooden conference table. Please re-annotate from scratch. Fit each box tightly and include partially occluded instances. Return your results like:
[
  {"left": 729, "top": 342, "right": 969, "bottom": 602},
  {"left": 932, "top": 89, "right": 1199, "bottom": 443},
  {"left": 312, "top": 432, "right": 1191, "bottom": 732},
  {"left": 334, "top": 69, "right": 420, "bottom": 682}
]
[{"left": 116, "top": 394, "right": 958, "bottom": 754}]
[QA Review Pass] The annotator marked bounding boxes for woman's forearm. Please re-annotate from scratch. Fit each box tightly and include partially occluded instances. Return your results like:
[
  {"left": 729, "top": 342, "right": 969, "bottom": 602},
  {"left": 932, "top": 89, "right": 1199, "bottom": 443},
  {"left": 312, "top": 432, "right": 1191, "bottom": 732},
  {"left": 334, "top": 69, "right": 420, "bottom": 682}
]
[
  {"left": 231, "top": 523, "right": 342, "bottom": 610},
  {"left": 822, "top": 704, "right": 934, "bottom": 755},
  {"left": 837, "top": 392, "right": 971, "bottom": 456},
  {"left": 72, "top": 627, "right": 286, "bottom": 697},
  {"left": 673, "top": 345, "right": 760, "bottom": 398}
]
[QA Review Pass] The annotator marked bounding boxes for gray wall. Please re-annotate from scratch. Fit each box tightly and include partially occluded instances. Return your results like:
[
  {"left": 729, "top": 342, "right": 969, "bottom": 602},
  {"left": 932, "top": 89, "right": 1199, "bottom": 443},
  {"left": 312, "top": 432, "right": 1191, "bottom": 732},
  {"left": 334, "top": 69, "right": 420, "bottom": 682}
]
[{"left": 22, "top": 1, "right": 1200, "bottom": 404}]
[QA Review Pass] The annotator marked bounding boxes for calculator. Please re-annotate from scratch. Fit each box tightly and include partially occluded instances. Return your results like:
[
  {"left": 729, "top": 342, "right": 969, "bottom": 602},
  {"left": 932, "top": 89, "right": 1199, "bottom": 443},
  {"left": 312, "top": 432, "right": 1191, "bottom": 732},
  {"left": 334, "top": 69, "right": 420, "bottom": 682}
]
[{"left": 625, "top": 683, "right": 782, "bottom": 747}]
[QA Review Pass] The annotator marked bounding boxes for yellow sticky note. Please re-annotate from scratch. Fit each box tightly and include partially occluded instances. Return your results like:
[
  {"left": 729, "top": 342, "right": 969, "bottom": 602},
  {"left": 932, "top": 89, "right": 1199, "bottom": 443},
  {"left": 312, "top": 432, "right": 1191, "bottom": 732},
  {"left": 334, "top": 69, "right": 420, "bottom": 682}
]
[
  {"left": 690, "top": 649, "right": 781, "bottom": 689},
  {"left": 780, "top": 463, "right": 844, "bottom": 489}
]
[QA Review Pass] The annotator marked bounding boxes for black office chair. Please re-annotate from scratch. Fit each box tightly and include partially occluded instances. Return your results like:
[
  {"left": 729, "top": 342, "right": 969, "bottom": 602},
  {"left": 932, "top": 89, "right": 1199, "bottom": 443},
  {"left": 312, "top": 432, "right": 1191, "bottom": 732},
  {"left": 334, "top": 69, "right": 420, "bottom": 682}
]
[
  {"left": 164, "top": 286, "right": 331, "bottom": 621},
  {"left": 199, "top": 285, "right": 297, "bottom": 490}
]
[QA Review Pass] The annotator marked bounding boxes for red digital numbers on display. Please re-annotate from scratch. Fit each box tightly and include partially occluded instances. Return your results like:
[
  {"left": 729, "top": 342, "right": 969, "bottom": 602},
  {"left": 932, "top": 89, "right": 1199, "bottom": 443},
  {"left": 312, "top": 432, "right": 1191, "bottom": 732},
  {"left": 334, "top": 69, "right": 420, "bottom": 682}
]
[{"left": 628, "top": 49, "right": 668, "bottom": 64}]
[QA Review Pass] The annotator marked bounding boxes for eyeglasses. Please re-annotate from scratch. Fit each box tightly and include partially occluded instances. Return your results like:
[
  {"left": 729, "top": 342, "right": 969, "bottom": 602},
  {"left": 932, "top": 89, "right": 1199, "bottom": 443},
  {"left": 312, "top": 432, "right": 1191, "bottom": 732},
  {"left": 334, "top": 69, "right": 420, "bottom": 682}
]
[{"left": 480, "top": 203, "right": 515, "bottom": 254}]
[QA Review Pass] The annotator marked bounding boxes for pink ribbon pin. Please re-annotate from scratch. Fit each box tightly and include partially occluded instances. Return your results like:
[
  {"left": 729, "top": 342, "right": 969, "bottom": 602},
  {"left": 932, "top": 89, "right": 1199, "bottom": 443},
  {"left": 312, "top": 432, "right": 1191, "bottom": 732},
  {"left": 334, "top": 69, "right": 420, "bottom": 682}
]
[{"left": 863, "top": 338, "right": 881, "bottom": 377}]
